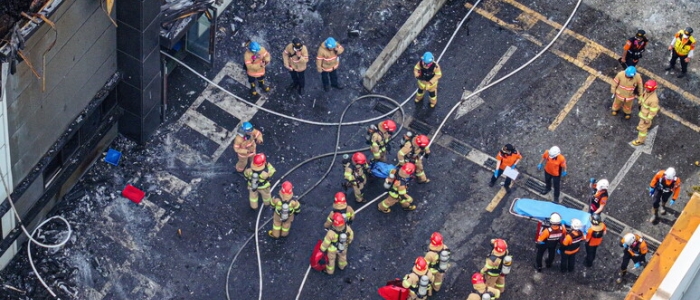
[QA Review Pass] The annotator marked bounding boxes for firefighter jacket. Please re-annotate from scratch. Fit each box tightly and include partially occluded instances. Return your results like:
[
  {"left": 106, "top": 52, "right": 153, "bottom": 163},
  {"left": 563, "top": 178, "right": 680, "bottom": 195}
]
[
  {"left": 650, "top": 170, "right": 682, "bottom": 200},
  {"left": 370, "top": 126, "right": 391, "bottom": 159},
  {"left": 585, "top": 223, "right": 607, "bottom": 247},
  {"left": 387, "top": 169, "right": 412, "bottom": 199},
  {"left": 413, "top": 61, "right": 442, "bottom": 85},
  {"left": 466, "top": 283, "right": 501, "bottom": 300},
  {"left": 316, "top": 42, "right": 344, "bottom": 72},
  {"left": 611, "top": 71, "right": 643, "bottom": 101},
  {"left": 495, "top": 150, "right": 522, "bottom": 171},
  {"left": 320, "top": 224, "right": 353, "bottom": 253},
  {"left": 344, "top": 163, "right": 367, "bottom": 186},
  {"left": 324, "top": 203, "right": 355, "bottom": 229},
  {"left": 541, "top": 150, "right": 567, "bottom": 176},
  {"left": 537, "top": 224, "right": 566, "bottom": 246},
  {"left": 623, "top": 36, "right": 648, "bottom": 60},
  {"left": 621, "top": 234, "right": 648, "bottom": 258},
  {"left": 282, "top": 43, "right": 309, "bottom": 72},
  {"left": 244, "top": 163, "right": 276, "bottom": 190},
  {"left": 560, "top": 229, "right": 584, "bottom": 255},
  {"left": 244, "top": 48, "right": 271, "bottom": 77},
  {"left": 671, "top": 30, "right": 696, "bottom": 56},
  {"left": 481, "top": 249, "right": 508, "bottom": 277},
  {"left": 398, "top": 138, "right": 430, "bottom": 165},
  {"left": 590, "top": 189, "right": 608, "bottom": 213},
  {"left": 425, "top": 244, "right": 450, "bottom": 274},
  {"left": 270, "top": 192, "right": 300, "bottom": 218},
  {"left": 233, "top": 129, "right": 263, "bottom": 157},
  {"left": 402, "top": 270, "right": 434, "bottom": 298},
  {"left": 638, "top": 90, "right": 659, "bottom": 122}
]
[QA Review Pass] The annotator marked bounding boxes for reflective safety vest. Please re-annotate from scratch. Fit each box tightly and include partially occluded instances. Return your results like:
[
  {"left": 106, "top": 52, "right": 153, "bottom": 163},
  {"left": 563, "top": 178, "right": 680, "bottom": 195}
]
[
  {"left": 561, "top": 230, "right": 584, "bottom": 254},
  {"left": 542, "top": 226, "right": 563, "bottom": 243},
  {"left": 484, "top": 251, "right": 507, "bottom": 276},
  {"left": 672, "top": 30, "right": 696, "bottom": 56},
  {"left": 416, "top": 62, "right": 437, "bottom": 81},
  {"left": 590, "top": 190, "right": 608, "bottom": 212},
  {"left": 626, "top": 37, "right": 648, "bottom": 59}
]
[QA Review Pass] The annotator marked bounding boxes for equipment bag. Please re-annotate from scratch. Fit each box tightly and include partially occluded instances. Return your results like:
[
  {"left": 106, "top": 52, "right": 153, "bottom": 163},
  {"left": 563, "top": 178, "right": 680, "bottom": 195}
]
[
  {"left": 378, "top": 278, "right": 409, "bottom": 300},
  {"left": 370, "top": 161, "right": 396, "bottom": 179},
  {"left": 310, "top": 240, "right": 328, "bottom": 272}
]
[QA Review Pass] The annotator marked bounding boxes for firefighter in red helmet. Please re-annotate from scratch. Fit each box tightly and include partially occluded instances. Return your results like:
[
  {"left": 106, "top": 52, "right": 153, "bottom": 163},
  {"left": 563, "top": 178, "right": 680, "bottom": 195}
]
[
  {"left": 424, "top": 232, "right": 450, "bottom": 294},
  {"left": 268, "top": 181, "right": 301, "bottom": 238},
  {"left": 319, "top": 212, "right": 354, "bottom": 275},
  {"left": 631, "top": 80, "right": 659, "bottom": 146},
  {"left": 480, "top": 239, "right": 511, "bottom": 293},
  {"left": 369, "top": 120, "right": 397, "bottom": 162},
  {"left": 467, "top": 273, "right": 500, "bottom": 300},
  {"left": 324, "top": 192, "right": 355, "bottom": 229},
  {"left": 343, "top": 152, "right": 369, "bottom": 202},
  {"left": 398, "top": 134, "right": 431, "bottom": 183},
  {"left": 379, "top": 162, "right": 416, "bottom": 213},
  {"left": 243, "top": 153, "right": 276, "bottom": 209},
  {"left": 402, "top": 256, "right": 434, "bottom": 300}
]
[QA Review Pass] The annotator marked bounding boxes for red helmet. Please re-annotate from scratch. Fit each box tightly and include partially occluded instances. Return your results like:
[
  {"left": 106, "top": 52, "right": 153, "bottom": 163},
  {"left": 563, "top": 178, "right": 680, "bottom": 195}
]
[
  {"left": 332, "top": 212, "right": 345, "bottom": 227},
  {"left": 280, "top": 181, "right": 293, "bottom": 194},
  {"left": 644, "top": 79, "right": 657, "bottom": 92},
  {"left": 253, "top": 153, "right": 267, "bottom": 166},
  {"left": 352, "top": 152, "right": 367, "bottom": 165},
  {"left": 471, "top": 273, "right": 485, "bottom": 284},
  {"left": 401, "top": 162, "right": 416, "bottom": 175},
  {"left": 414, "top": 256, "right": 428, "bottom": 272},
  {"left": 415, "top": 135, "right": 430, "bottom": 148},
  {"left": 334, "top": 192, "right": 347, "bottom": 205},
  {"left": 381, "top": 120, "right": 397, "bottom": 133},
  {"left": 493, "top": 239, "right": 507, "bottom": 253},
  {"left": 430, "top": 232, "right": 443, "bottom": 247}
]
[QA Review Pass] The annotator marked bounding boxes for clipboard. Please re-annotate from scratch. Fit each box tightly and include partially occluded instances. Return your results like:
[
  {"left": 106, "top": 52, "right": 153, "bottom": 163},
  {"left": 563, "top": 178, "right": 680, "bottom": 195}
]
[{"left": 503, "top": 166, "right": 519, "bottom": 180}]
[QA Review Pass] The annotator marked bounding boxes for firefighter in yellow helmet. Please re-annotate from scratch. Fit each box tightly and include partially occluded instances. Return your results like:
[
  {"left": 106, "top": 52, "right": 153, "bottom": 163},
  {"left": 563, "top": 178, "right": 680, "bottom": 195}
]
[
  {"left": 398, "top": 134, "right": 431, "bottom": 183},
  {"left": 268, "top": 181, "right": 301, "bottom": 239},
  {"left": 232, "top": 121, "right": 263, "bottom": 172},
  {"left": 369, "top": 120, "right": 397, "bottom": 162},
  {"left": 402, "top": 256, "right": 434, "bottom": 300},
  {"left": 244, "top": 41, "right": 271, "bottom": 96},
  {"left": 467, "top": 273, "right": 500, "bottom": 300},
  {"left": 343, "top": 152, "right": 369, "bottom": 203},
  {"left": 424, "top": 232, "right": 450, "bottom": 294},
  {"left": 480, "top": 238, "right": 511, "bottom": 293},
  {"left": 323, "top": 192, "right": 355, "bottom": 229},
  {"left": 414, "top": 52, "right": 442, "bottom": 108},
  {"left": 243, "top": 153, "right": 276, "bottom": 209},
  {"left": 632, "top": 80, "right": 659, "bottom": 146},
  {"left": 666, "top": 27, "right": 696, "bottom": 78},
  {"left": 378, "top": 163, "right": 416, "bottom": 213},
  {"left": 319, "top": 212, "right": 354, "bottom": 275}
]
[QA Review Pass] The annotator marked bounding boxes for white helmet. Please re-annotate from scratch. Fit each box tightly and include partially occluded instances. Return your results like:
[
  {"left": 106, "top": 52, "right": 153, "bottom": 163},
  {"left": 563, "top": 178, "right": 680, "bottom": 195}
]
[
  {"left": 623, "top": 233, "right": 635, "bottom": 246},
  {"left": 596, "top": 179, "right": 609, "bottom": 191},
  {"left": 571, "top": 218, "right": 583, "bottom": 230},
  {"left": 664, "top": 167, "right": 676, "bottom": 179},
  {"left": 548, "top": 146, "right": 561, "bottom": 158},
  {"left": 550, "top": 213, "right": 562, "bottom": 224}
]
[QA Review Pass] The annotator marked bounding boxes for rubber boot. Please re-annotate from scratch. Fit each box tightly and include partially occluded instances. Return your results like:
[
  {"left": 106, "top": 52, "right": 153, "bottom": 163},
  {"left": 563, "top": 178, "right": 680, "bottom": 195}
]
[
  {"left": 403, "top": 204, "right": 417, "bottom": 211},
  {"left": 250, "top": 83, "right": 258, "bottom": 96},
  {"left": 259, "top": 80, "right": 271, "bottom": 92},
  {"left": 660, "top": 203, "right": 667, "bottom": 215},
  {"left": 616, "top": 270, "right": 627, "bottom": 284},
  {"left": 649, "top": 208, "right": 658, "bottom": 223},
  {"left": 415, "top": 93, "right": 424, "bottom": 103},
  {"left": 429, "top": 96, "right": 437, "bottom": 108}
]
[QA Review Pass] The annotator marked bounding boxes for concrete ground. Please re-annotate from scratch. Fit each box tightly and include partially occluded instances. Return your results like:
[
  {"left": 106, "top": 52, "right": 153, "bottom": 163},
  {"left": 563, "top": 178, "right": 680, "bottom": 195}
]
[{"left": 1, "top": 0, "right": 700, "bottom": 299}]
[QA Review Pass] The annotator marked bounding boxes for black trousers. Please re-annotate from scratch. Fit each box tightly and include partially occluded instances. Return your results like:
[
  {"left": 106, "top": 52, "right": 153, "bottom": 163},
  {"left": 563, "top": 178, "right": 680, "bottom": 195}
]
[
  {"left": 652, "top": 190, "right": 672, "bottom": 209},
  {"left": 620, "top": 251, "right": 645, "bottom": 271},
  {"left": 321, "top": 69, "right": 339, "bottom": 87},
  {"left": 584, "top": 244, "right": 598, "bottom": 267},
  {"left": 560, "top": 252, "right": 577, "bottom": 272},
  {"left": 669, "top": 50, "right": 689, "bottom": 73},
  {"left": 535, "top": 243, "right": 557, "bottom": 268},
  {"left": 247, "top": 75, "right": 265, "bottom": 84},
  {"left": 489, "top": 171, "right": 512, "bottom": 188},
  {"left": 544, "top": 172, "right": 561, "bottom": 201},
  {"left": 289, "top": 70, "right": 305, "bottom": 88}
]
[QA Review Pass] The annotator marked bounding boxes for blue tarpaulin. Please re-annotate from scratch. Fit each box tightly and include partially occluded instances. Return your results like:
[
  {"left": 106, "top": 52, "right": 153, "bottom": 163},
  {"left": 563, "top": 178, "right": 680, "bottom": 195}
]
[
  {"left": 370, "top": 161, "right": 396, "bottom": 179},
  {"left": 510, "top": 198, "right": 592, "bottom": 232}
]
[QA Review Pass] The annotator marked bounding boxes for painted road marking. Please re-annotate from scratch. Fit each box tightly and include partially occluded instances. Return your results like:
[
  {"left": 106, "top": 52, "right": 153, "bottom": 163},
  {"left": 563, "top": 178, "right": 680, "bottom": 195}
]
[
  {"left": 548, "top": 74, "right": 596, "bottom": 131},
  {"left": 156, "top": 171, "right": 193, "bottom": 197},
  {"left": 486, "top": 187, "right": 507, "bottom": 212},
  {"left": 608, "top": 126, "right": 658, "bottom": 196},
  {"left": 183, "top": 110, "right": 231, "bottom": 145},
  {"left": 455, "top": 45, "right": 517, "bottom": 119}
]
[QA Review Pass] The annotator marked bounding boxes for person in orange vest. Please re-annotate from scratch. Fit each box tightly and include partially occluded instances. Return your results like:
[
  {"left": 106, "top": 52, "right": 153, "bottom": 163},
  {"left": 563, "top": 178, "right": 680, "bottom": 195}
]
[
  {"left": 489, "top": 144, "right": 522, "bottom": 193},
  {"left": 467, "top": 273, "right": 500, "bottom": 299},
  {"left": 619, "top": 30, "right": 648, "bottom": 67},
  {"left": 424, "top": 232, "right": 450, "bottom": 294},
  {"left": 369, "top": 120, "right": 397, "bottom": 162},
  {"left": 378, "top": 163, "right": 416, "bottom": 213},
  {"left": 589, "top": 179, "right": 609, "bottom": 215},
  {"left": 316, "top": 37, "right": 344, "bottom": 91},
  {"left": 617, "top": 232, "right": 648, "bottom": 283},
  {"left": 535, "top": 212, "right": 566, "bottom": 272},
  {"left": 244, "top": 41, "right": 271, "bottom": 96},
  {"left": 319, "top": 212, "right": 354, "bottom": 275},
  {"left": 243, "top": 153, "right": 276, "bottom": 209},
  {"left": 666, "top": 27, "right": 696, "bottom": 78},
  {"left": 583, "top": 213, "right": 607, "bottom": 268},
  {"left": 537, "top": 146, "right": 567, "bottom": 203},
  {"left": 397, "top": 134, "right": 431, "bottom": 183},
  {"left": 648, "top": 167, "right": 682, "bottom": 223},
  {"left": 413, "top": 52, "right": 443, "bottom": 108},
  {"left": 401, "top": 256, "right": 434, "bottom": 300},
  {"left": 324, "top": 192, "right": 355, "bottom": 229},
  {"left": 480, "top": 238, "right": 510, "bottom": 293},
  {"left": 559, "top": 218, "right": 584, "bottom": 273},
  {"left": 343, "top": 152, "right": 369, "bottom": 202},
  {"left": 610, "top": 66, "right": 643, "bottom": 119},
  {"left": 282, "top": 38, "right": 309, "bottom": 95},
  {"left": 232, "top": 121, "right": 263, "bottom": 172},
  {"left": 268, "top": 181, "right": 301, "bottom": 239},
  {"left": 632, "top": 80, "right": 660, "bottom": 146}
]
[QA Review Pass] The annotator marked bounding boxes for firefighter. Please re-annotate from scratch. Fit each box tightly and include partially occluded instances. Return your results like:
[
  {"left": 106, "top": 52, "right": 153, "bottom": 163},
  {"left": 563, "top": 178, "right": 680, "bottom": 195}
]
[
  {"left": 378, "top": 163, "right": 416, "bottom": 213},
  {"left": 616, "top": 232, "right": 648, "bottom": 283},
  {"left": 535, "top": 212, "right": 566, "bottom": 272},
  {"left": 282, "top": 37, "right": 309, "bottom": 95},
  {"left": 590, "top": 179, "right": 609, "bottom": 214},
  {"left": 316, "top": 37, "right": 344, "bottom": 91},
  {"left": 648, "top": 167, "right": 682, "bottom": 223},
  {"left": 537, "top": 146, "right": 567, "bottom": 203},
  {"left": 632, "top": 80, "right": 659, "bottom": 146},
  {"left": 343, "top": 152, "right": 369, "bottom": 203},
  {"left": 466, "top": 273, "right": 500, "bottom": 300},
  {"left": 610, "top": 66, "right": 643, "bottom": 119},
  {"left": 559, "top": 218, "right": 584, "bottom": 273},
  {"left": 584, "top": 213, "right": 607, "bottom": 268},
  {"left": 268, "top": 181, "right": 301, "bottom": 239},
  {"left": 413, "top": 52, "right": 442, "bottom": 108},
  {"left": 324, "top": 192, "right": 355, "bottom": 229},
  {"left": 232, "top": 121, "right": 264, "bottom": 172},
  {"left": 480, "top": 238, "right": 510, "bottom": 293},
  {"left": 319, "top": 212, "right": 354, "bottom": 275},
  {"left": 369, "top": 119, "right": 397, "bottom": 162},
  {"left": 489, "top": 144, "right": 522, "bottom": 193},
  {"left": 398, "top": 134, "right": 431, "bottom": 183},
  {"left": 619, "top": 30, "right": 648, "bottom": 67},
  {"left": 243, "top": 153, "right": 276, "bottom": 210},
  {"left": 666, "top": 27, "right": 696, "bottom": 78},
  {"left": 424, "top": 232, "right": 450, "bottom": 294},
  {"left": 244, "top": 41, "right": 271, "bottom": 96},
  {"left": 401, "top": 256, "right": 434, "bottom": 300}
]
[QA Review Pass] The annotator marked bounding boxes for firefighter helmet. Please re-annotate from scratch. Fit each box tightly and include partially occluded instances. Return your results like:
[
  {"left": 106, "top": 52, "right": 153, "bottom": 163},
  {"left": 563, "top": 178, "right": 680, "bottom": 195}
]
[
  {"left": 596, "top": 179, "right": 609, "bottom": 191},
  {"left": 332, "top": 212, "right": 345, "bottom": 227},
  {"left": 665, "top": 167, "right": 676, "bottom": 179},
  {"left": 352, "top": 152, "right": 367, "bottom": 165},
  {"left": 422, "top": 52, "right": 434, "bottom": 64},
  {"left": 636, "top": 29, "right": 646, "bottom": 38},
  {"left": 401, "top": 162, "right": 416, "bottom": 175},
  {"left": 550, "top": 212, "right": 562, "bottom": 224},
  {"left": 280, "top": 181, "right": 293, "bottom": 194},
  {"left": 571, "top": 218, "right": 583, "bottom": 230},
  {"left": 644, "top": 80, "right": 657, "bottom": 92},
  {"left": 241, "top": 122, "right": 254, "bottom": 133},
  {"left": 625, "top": 66, "right": 637, "bottom": 77},
  {"left": 493, "top": 239, "right": 507, "bottom": 254},
  {"left": 685, "top": 27, "right": 694, "bottom": 35},
  {"left": 471, "top": 272, "right": 485, "bottom": 284},
  {"left": 292, "top": 38, "right": 303, "bottom": 49},
  {"left": 622, "top": 233, "right": 636, "bottom": 246},
  {"left": 430, "top": 232, "right": 443, "bottom": 247},
  {"left": 253, "top": 153, "right": 267, "bottom": 166},
  {"left": 381, "top": 120, "right": 397, "bottom": 133},
  {"left": 548, "top": 146, "right": 561, "bottom": 158},
  {"left": 415, "top": 135, "right": 430, "bottom": 148},
  {"left": 334, "top": 192, "right": 347, "bottom": 205},
  {"left": 324, "top": 37, "right": 337, "bottom": 49},
  {"left": 591, "top": 213, "right": 602, "bottom": 225},
  {"left": 248, "top": 41, "right": 261, "bottom": 53},
  {"left": 414, "top": 256, "right": 428, "bottom": 272}
]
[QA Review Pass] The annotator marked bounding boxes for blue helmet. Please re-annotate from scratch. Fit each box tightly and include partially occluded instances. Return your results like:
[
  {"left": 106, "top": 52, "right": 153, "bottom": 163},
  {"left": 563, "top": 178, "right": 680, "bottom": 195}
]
[
  {"left": 241, "top": 122, "right": 253, "bottom": 133},
  {"left": 248, "top": 41, "right": 261, "bottom": 53},
  {"left": 324, "top": 37, "right": 337, "bottom": 49},
  {"left": 625, "top": 66, "right": 636, "bottom": 77},
  {"left": 422, "top": 52, "right": 434, "bottom": 64}
]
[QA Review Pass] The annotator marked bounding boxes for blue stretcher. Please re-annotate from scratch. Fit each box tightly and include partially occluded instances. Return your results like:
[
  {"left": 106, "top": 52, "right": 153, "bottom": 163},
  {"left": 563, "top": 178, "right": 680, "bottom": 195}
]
[{"left": 509, "top": 198, "right": 592, "bottom": 233}]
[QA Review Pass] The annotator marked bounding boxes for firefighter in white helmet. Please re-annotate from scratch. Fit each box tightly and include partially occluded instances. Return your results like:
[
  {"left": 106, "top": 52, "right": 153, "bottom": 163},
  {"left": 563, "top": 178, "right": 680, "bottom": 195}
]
[
  {"left": 590, "top": 179, "right": 609, "bottom": 214},
  {"left": 534, "top": 212, "right": 566, "bottom": 272},
  {"left": 559, "top": 218, "right": 584, "bottom": 273},
  {"left": 648, "top": 167, "right": 682, "bottom": 223},
  {"left": 537, "top": 146, "right": 567, "bottom": 203},
  {"left": 617, "top": 232, "right": 648, "bottom": 283}
]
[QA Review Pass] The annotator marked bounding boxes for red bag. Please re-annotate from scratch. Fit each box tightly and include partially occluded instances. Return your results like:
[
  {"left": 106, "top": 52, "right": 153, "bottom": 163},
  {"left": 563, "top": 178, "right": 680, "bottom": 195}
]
[
  {"left": 378, "top": 278, "right": 409, "bottom": 300},
  {"left": 122, "top": 184, "right": 145, "bottom": 204},
  {"left": 310, "top": 240, "right": 328, "bottom": 271}
]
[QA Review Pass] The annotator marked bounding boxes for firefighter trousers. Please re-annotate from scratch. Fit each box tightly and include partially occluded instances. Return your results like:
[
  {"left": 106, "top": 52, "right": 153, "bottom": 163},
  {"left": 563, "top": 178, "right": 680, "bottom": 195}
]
[
  {"left": 325, "top": 249, "right": 348, "bottom": 275},
  {"left": 249, "top": 187, "right": 272, "bottom": 210},
  {"left": 416, "top": 80, "right": 438, "bottom": 106},
  {"left": 635, "top": 119, "right": 652, "bottom": 143},
  {"left": 430, "top": 269, "right": 445, "bottom": 292},
  {"left": 270, "top": 213, "right": 295, "bottom": 238},
  {"left": 352, "top": 183, "right": 365, "bottom": 202},
  {"left": 612, "top": 97, "right": 635, "bottom": 115},
  {"left": 236, "top": 154, "right": 254, "bottom": 172},
  {"left": 560, "top": 252, "right": 577, "bottom": 273},
  {"left": 378, "top": 194, "right": 413, "bottom": 212},
  {"left": 414, "top": 158, "right": 429, "bottom": 183},
  {"left": 485, "top": 274, "right": 505, "bottom": 293}
]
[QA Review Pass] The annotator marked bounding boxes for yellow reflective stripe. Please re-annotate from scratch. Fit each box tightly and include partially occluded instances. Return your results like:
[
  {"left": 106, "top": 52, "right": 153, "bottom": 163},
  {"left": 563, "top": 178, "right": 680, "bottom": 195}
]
[
  {"left": 381, "top": 201, "right": 391, "bottom": 209},
  {"left": 281, "top": 227, "right": 291, "bottom": 232},
  {"left": 648, "top": 107, "right": 659, "bottom": 112},
  {"left": 273, "top": 225, "right": 282, "bottom": 230},
  {"left": 639, "top": 132, "right": 648, "bottom": 137},
  {"left": 415, "top": 171, "right": 425, "bottom": 177},
  {"left": 398, "top": 189, "right": 407, "bottom": 195}
]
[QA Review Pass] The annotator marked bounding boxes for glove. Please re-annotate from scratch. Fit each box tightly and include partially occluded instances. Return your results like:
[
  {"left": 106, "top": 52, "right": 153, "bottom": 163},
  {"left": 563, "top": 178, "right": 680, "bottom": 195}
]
[
  {"left": 562, "top": 170, "right": 568, "bottom": 177},
  {"left": 493, "top": 170, "right": 501, "bottom": 178},
  {"left": 556, "top": 249, "right": 561, "bottom": 255},
  {"left": 537, "top": 163, "right": 544, "bottom": 171},
  {"left": 634, "top": 262, "right": 641, "bottom": 269},
  {"left": 649, "top": 187, "right": 655, "bottom": 197},
  {"left": 537, "top": 241, "right": 545, "bottom": 245},
  {"left": 511, "top": 164, "right": 517, "bottom": 169},
  {"left": 670, "top": 200, "right": 676, "bottom": 205}
]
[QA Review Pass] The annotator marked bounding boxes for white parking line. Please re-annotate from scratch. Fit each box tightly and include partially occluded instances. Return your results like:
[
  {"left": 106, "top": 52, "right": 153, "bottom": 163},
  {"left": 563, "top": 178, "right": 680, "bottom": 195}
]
[{"left": 183, "top": 110, "right": 231, "bottom": 145}]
